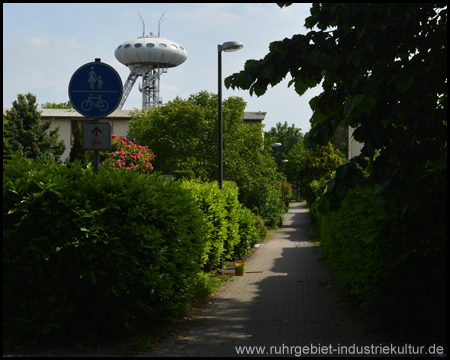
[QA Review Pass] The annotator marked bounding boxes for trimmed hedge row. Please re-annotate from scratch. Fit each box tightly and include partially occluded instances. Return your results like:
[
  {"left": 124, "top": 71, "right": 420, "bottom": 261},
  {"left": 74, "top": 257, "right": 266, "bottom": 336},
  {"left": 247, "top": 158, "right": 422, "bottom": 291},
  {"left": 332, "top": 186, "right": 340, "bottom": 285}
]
[
  {"left": 317, "top": 184, "right": 447, "bottom": 340},
  {"left": 3, "top": 154, "right": 209, "bottom": 339},
  {"left": 3, "top": 153, "right": 262, "bottom": 342},
  {"left": 181, "top": 179, "right": 260, "bottom": 271}
]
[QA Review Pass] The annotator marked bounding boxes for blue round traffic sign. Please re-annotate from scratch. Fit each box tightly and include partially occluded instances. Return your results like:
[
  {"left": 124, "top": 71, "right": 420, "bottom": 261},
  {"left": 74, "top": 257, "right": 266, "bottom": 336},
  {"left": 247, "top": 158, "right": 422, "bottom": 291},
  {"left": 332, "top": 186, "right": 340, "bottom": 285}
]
[{"left": 68, "top": 60, "right": 123, "bottom": 118}]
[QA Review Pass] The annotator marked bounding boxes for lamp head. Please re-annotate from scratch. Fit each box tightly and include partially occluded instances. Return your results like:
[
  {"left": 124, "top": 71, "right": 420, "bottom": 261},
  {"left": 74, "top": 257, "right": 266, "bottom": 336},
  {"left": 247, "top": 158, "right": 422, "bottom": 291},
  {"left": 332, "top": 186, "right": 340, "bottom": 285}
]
[
  {"left": 272, "top": 143, "right": 282, "bottom": 148},
  {"left": 218, "top": 41, "right": 244, "bottom": 52}
]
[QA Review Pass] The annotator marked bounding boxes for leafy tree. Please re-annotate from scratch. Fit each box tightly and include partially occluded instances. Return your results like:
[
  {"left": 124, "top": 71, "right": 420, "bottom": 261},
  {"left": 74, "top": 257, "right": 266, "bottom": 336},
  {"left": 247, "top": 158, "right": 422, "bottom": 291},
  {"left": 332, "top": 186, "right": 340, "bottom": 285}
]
[
  {"left": 128, "top": 90, "right": 283, "bottom": 227},
  {"left": 68, "top": 121, "right": 90, "bottom": 164},
  {"left": 3, "top": 115, "right": 14, "bottom": 167},
  {"left": 128, "top": 91, "right": 219, "bottom": 178},
  {"left": 127, "top": 90, "right": 275, "bottom": 183},
  {"left": 4, "top": 93, "right": 66, "bottom": 163},
  {"left": 225, "top": 3, "right": 447, "bottom": 216},
  {"left": 286, "top": 142, "right": 309, "bottom": 200},
  {"left": 265, "top": 121, "right": 304, "bottom": 173},
  {"left": 329, "top": 124, "right": 348, "bottom": 158},
  {"left": 40, "top": 101, "right": 73, "bottom": 109},
  {"left": 295, "top": 142, "right": 344, "bottom": 206}
]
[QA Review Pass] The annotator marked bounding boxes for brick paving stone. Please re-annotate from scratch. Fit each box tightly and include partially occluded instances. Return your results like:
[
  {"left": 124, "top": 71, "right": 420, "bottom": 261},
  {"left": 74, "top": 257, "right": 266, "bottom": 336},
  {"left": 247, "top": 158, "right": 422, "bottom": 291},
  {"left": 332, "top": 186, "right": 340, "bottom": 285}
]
[{"left": 143, "top": 202, "right": 385, "bottom": 357}]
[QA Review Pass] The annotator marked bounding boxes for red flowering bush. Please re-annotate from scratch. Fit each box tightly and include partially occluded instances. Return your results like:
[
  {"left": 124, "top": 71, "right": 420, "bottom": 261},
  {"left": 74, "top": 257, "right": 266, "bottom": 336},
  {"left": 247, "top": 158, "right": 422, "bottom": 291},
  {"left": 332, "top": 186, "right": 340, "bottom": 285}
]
[{"left": 92, "top": 134, "right": 155, "bottom": 175}]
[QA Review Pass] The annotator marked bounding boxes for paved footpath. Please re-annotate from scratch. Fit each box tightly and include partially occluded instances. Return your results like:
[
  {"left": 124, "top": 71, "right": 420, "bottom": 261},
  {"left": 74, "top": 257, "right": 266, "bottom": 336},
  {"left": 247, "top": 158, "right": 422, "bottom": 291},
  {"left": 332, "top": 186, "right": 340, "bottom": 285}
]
[{"left": 144, "top": 202, "right": 380, "bottom": 357}]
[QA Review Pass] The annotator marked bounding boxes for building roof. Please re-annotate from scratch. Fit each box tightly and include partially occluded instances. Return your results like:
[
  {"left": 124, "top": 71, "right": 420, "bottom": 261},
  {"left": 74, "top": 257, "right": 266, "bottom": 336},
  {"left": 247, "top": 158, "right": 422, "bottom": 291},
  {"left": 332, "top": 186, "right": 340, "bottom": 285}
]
[
  {"left": 3, "top": 108, "right": 266, "bottom": 122},
  {"left": 3, "top": 108, "right": 132, "bottom": 119},
  {"left": 243, "top": 111, "right": 267, "bottom": 122}
]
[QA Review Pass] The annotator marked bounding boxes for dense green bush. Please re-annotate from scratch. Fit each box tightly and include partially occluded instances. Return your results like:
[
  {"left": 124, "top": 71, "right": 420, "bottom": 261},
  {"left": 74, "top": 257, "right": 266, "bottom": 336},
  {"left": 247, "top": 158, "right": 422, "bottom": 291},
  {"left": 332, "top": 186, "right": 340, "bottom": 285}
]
[
  {"left": 239, "top": 182, "right": 284, "bottom": 229},
  {"left": 317, "top": 184, "right": 447, "bottom": 340},
  {"left": 233, "top": 205, "right": 261, "bottom": 260},
  {"left": 3, "top": 152, "right": 209, "bottom": 340},
  {"left": 173, "top": 170, "right": 195, "bottom": 180},
  {"left": 278, "top": 180, "right": 292, "bottom": 199},
  {"left": 180, "top": 180, "right": 259, "bottom": 271}
]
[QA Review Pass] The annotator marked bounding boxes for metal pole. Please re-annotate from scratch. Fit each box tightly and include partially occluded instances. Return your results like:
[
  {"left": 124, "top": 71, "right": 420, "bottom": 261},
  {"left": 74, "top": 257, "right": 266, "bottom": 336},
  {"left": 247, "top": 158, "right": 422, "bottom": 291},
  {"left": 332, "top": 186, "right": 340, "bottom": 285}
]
[
  {"left": 218, "top": 47, "right": 224, "bottom": 272},
  {"left": 218, "top": 47, "right": 223, "bottom": 191},
  {"left": 93, "top": 119, "right": 100, "bottom": 176}
]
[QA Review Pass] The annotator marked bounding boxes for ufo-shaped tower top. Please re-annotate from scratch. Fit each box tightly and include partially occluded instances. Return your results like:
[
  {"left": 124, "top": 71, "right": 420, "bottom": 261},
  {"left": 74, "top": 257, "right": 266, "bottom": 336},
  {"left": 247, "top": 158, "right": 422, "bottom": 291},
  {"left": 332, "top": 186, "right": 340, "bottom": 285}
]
[{"left": 115, "top": 34, "right": 188, "bottom": 68}]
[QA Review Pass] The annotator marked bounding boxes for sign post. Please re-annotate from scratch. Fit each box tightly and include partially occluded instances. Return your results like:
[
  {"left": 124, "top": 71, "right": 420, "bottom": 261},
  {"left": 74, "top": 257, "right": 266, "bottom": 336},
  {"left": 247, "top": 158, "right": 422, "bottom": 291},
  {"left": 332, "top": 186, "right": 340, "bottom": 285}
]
[{"left": 68, "top": 58, "right": 123, "bottom": 175}]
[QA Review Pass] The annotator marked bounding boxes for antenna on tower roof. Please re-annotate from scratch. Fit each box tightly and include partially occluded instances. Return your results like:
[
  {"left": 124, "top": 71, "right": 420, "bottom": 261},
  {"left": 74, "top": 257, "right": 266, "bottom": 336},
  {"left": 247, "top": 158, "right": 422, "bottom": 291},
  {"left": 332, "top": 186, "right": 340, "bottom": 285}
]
[
  {"left": 138, "top": 12, "right": 145, "bottom": 37},
  {"left": 158, "top": 13, "right": 165, "bottom": 37}
]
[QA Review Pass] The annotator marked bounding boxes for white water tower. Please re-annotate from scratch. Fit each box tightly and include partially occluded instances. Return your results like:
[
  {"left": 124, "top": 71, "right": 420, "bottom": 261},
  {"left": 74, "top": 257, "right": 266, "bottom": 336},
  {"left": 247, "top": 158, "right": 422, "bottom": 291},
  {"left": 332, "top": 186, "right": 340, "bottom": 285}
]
[{"left": 114, "top": 14, "right": 188, "bottom": 109}]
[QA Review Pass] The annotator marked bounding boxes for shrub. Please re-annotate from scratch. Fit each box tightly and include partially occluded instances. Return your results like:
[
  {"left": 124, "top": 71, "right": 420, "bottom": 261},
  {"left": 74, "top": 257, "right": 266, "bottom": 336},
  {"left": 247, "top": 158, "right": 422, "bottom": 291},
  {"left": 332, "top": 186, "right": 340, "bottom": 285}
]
[
  {"left": 253, "top": 215, "right": 267, "bottom": 241},
  {"left": 317, "top": 184, "right": 447, "bottom": 340},
  {"left": 180, "top": 180, "right": 260, "bottom": 270},
  {"left": 3, "top": 152, "right": 208, "bottom": 341},
  {"left": 239, "top": 182, "right": 284, "bottom": 229},
  {"left": 233, "top": 206, "right": 260, "bottom": 260},
  {"left": 173, "top": 170, "right": 195, "bottom": 180},
  {"left": 189, "top": 272, "right": 222, "bottom": 303},
  {"left": 278, "top": 181, "right": 292, "bottom": 199}
]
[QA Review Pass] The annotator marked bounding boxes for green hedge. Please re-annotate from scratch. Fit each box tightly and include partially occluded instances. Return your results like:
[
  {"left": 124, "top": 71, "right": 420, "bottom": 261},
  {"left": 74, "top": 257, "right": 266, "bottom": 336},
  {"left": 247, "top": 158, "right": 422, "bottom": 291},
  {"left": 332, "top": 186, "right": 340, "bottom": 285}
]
[
  {"left": 180, "top": 180, "right": 259, "bottom": 271},
  {"left": 317, "top": 184, "right": 447, "bottom": 339},
  {"left": 3, "top": 153, "right": 209, "bottom": 340},
  {"left": 173, "top": 169, "right": 195, "bottom": 180},
  {"left": 238, "top": 182, "right": 284, "bottom": 229}
]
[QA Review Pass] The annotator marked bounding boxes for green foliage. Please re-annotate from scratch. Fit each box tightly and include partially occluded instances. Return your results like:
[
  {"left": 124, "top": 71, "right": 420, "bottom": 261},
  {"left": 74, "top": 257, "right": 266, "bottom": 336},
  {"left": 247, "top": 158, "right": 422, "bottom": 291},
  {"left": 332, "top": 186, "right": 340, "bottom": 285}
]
[
  {"left": 296, "top": 142, "right": 344, "bottom": 206},
  {"left": 127, "top": 91, "right": 228, "bottom": 178},
  {"left": 253, "top": 215, "right": 267, "bottom": 241},
  {"left": 317, "top": 184, "right": 447, "bottom": 340},
  {"left": 278, "top": 181, "right": 292, "bottom": 199},
  {"left": 265, "top": 121, "right": 304, "bottom": 176},
  {"left": 128, "top": 90, "right": 283, "bottom": 228},
  {"left": 173, "top": 170, "right": 195, "bottom": 180},
  {"left": 180, "top": 180, "right": 259, "bottom": 271},
  {"left": 3, "top": 115, "right": 13, "bottom": 166},
  {"left": 188, "top": 272, "right": 222, "bottom": 303},
  {"left": 4, "top": 93, "right": 66, "bottom": 163},
  {"left": 239, "top": 182, "right": 285, "bottom": 229},
  {"left": 3, "top": 152, "right": 209, "bottom": 340},
  {"left": 68, "top": 121, "right": 90, "bottom": 165},
  {"left": 40, "top": 101, "right": 73, "bottom": 109},
  {"left": 329, "top": 125, "right": 348, "bottom": 158},
  {"left": 225, "top": 3, "right": 447, "bottom": 216},
  {"left": 233, "top": 202, "right": 261, "bottom": 259}
]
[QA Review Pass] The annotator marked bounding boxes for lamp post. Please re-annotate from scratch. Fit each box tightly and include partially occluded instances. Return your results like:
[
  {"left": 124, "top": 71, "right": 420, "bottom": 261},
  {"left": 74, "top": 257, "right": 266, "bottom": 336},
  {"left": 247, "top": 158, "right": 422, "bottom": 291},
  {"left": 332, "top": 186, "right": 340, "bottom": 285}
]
[
  {"left": 218, "top": 41, "right": 243, "bottom": 272},
  {"left": 218, "top": 41, "right": 243, "bottom": 191},
  {"left": 282, "top": 159, "right": 288, "bottom": 200}
]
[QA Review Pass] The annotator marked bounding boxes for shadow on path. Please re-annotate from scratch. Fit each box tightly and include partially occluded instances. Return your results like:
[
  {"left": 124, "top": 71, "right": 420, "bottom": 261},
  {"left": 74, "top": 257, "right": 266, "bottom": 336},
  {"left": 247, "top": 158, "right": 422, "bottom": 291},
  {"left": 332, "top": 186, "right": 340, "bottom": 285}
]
[{"left": 146, "top": 202, "right": 385, "bottom": 357}]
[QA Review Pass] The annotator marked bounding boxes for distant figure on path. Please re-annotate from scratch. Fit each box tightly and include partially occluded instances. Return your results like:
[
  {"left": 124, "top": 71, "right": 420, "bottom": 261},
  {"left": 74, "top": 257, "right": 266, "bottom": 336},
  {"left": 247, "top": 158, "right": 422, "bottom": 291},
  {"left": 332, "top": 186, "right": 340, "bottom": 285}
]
[{"left": 285, "top": 195, "right": 290, "bottom": 213}]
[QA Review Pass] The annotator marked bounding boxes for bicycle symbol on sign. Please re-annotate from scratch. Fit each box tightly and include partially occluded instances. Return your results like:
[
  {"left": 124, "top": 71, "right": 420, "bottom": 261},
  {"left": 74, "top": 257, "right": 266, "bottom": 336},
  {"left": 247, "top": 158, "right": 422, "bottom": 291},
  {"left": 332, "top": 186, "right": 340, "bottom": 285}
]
[
  {"left": 82, "top": 94, "right": 109, "bottom": 112},
  {"left": 91, "top": 139, "right": 102, "bottom": 147}
]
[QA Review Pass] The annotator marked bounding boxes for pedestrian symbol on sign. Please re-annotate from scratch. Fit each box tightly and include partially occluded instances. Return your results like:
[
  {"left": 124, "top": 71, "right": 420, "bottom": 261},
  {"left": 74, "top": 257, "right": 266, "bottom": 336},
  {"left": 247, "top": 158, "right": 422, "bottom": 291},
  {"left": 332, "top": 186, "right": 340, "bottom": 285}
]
[{"left": 69, "top": 59, "right": 122, "bottom": 118}]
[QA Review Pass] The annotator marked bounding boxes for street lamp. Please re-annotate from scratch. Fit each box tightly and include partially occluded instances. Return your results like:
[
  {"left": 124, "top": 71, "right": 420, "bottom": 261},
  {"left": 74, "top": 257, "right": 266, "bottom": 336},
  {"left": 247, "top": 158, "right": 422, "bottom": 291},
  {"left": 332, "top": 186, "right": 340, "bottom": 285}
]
[
  {"left": 282, "top": 159, "right": 289, "bottom": 201},
  {"left": 218, "top": 40, "right": 243, "bottom": 272},
  {"left": 218, "top": 41, "right": 244, "bottom": 191},
  {"left": 272, "top": 142, "right": 281, "bottom": 149}
]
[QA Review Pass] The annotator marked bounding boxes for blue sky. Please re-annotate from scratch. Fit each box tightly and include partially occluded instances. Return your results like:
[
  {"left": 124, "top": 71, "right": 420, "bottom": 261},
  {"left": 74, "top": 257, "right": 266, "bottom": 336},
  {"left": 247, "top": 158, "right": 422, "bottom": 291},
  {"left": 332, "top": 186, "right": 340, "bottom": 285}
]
[{"left": 3, "top": 3, "right": 321, "bottom": 134}]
